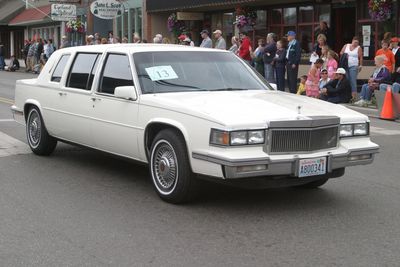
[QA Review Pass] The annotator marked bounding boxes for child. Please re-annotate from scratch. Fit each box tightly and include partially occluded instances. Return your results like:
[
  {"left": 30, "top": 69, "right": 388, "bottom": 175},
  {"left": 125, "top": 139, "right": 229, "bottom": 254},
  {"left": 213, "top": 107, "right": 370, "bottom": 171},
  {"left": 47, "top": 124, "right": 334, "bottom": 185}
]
[
  {"left": 306, "top": 58, "right": 324, "bottom": 97},
  {"left": 273, "top": 40, "right": 286, "bottom": 91},
  {"left": 7, "top": 55, "right": 20, "bottom": 72},
  {"left": 326, "top": 50, "right": 338, "bottom": 79},
  {"left": 297, "top": 75, "right": 307, "bottom": 95},
  {"left": 319, "top": 68, "right": 330, "bottom": 89}
]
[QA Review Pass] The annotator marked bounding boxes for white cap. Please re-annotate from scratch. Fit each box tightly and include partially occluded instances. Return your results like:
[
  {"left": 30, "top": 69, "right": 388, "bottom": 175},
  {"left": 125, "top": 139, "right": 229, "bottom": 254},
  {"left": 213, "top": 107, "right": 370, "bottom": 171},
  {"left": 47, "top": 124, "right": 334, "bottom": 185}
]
[
  {"left": 213, "top": 29, "right": 222, "bottom": 35},
  {"left": 88, "top": 35, "right": 94, "bottom": 39},
  {"left": 334, "top": 68, "right": 346, "bottom": 75}
]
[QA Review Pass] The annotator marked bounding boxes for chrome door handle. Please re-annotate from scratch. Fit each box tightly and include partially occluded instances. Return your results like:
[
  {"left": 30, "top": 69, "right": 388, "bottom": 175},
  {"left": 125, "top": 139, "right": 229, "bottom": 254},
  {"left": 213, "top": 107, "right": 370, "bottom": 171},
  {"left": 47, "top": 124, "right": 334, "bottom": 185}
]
[
  {"left": 91, "top": 97, "right": 101, "bottom": 101},
  {"left": 58, "top": 92, "right": 67, "bottom": 96}
]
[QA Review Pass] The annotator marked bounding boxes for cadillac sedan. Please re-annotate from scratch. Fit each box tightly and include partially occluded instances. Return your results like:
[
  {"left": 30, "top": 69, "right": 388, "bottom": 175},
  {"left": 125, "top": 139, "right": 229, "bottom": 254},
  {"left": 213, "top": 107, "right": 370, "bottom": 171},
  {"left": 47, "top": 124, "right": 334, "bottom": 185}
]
[{"left": 12, "top": 44, "right": 379, "bottom": 203}]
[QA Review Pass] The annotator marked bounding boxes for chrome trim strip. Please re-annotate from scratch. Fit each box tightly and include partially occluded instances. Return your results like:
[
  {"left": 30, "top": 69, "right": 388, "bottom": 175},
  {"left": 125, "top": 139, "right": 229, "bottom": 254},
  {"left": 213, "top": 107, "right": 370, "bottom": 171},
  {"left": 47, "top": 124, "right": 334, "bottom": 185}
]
[
  {"left": 42, "top": 107, "right": 145, "bottom": 130},
  {"left": 268, "top": 116, "right": 340, "bottom": 128}
]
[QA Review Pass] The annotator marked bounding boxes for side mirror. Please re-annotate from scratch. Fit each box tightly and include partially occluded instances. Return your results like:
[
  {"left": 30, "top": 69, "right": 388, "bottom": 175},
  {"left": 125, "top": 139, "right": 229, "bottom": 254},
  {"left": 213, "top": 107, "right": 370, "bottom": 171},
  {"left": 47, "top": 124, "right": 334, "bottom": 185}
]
[{"left": 114, "top": 86, "right": 137, "bottom": 100}]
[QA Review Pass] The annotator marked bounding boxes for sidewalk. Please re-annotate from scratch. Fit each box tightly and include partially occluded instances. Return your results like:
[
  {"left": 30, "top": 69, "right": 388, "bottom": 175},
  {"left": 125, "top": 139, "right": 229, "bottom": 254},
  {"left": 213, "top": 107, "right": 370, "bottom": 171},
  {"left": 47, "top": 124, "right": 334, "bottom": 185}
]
[{"left": 344, "top": 104, "right": 400, "bottom": 123}]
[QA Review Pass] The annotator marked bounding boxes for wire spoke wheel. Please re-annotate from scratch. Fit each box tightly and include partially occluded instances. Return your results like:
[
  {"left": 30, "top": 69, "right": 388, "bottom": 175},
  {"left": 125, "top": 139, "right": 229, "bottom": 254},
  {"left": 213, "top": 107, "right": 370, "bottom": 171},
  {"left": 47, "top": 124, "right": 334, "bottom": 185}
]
[
  {"left": 27, "top": 109, "right": 42, "bottom": 148},
  {"left": 151, "top": 140, "right": 178, "bottom": 194}
]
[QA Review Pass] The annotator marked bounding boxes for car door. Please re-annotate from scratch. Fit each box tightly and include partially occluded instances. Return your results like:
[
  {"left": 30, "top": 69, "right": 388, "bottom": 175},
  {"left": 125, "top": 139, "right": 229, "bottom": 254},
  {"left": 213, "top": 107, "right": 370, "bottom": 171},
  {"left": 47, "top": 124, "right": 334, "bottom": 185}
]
[
  {"left": 90, "top": 53, "right": 140, "bottom": 159},
  {"left": 45, "top": 52, "right": 100, "bottom": 147}
]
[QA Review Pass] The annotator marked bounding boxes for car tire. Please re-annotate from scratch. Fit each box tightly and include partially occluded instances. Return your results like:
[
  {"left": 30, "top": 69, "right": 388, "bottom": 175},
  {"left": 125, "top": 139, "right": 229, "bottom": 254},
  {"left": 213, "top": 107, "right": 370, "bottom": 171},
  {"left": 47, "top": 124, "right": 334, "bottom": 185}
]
[
  {"left": 150, "top": 129, "right": 198, "bottom": 204},
  {"left": 26, "top": 106, "right": 57, "bottom": 156},
  {"left": 297, "top": 178, "right": 329, "bottom": 188}
]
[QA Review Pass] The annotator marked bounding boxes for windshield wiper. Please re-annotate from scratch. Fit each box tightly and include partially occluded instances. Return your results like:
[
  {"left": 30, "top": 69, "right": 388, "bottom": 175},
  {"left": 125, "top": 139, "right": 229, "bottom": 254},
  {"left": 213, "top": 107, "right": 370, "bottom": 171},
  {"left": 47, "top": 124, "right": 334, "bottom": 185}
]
[{"left": 155, "top": 80, "right": 200, "bottom": 89}]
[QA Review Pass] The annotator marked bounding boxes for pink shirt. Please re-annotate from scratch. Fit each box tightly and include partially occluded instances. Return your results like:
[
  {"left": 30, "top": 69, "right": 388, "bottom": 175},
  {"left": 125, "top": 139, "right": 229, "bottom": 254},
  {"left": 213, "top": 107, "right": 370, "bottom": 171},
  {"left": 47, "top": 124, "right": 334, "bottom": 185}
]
[{"left": 326, "top": 58, "right": 338, "bottom": 79}]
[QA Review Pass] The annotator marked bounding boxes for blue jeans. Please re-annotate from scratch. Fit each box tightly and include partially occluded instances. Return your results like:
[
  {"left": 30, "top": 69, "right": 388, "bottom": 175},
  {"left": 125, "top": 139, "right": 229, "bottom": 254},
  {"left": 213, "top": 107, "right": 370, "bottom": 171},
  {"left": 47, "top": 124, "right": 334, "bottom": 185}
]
[
  {"left": 0, "top": 56, "right": 5, "bottom": 70},
  {"left": 360, "top": 84, "right": 374, "bottom": 101},
  {"left": 380, "top": 83, "right": 400, "bottom": 94},
  {"left": 264, "top": 63, "right": 276, "bottom": 84},
  {"left": 346, "top": 66, "right": 358, "bottom": 93},
  {"left": 275, "top": 66, "right": 286, "bottom": 91}
]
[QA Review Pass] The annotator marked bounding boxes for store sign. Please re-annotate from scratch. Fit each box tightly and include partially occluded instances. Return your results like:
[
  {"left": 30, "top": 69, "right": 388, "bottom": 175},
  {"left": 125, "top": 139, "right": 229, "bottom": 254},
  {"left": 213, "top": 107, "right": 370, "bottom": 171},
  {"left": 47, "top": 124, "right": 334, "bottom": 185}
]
[
  {"left": 51, "top": 4, "right": 77, "bottom": 21},
  {"left": 177, "top": 12, "right": 204, "bottom": 21},
  {"left": 90, "top": 0, "right": 124, "bottom": 20}
]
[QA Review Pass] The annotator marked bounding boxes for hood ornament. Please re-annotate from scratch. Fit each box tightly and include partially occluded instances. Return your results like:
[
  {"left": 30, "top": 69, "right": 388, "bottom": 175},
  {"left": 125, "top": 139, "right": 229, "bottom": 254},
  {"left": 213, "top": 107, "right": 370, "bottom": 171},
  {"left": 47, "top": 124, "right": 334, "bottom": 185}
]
[
  {"left": 297, "top": 105, "right": 302, "bottom": 115},
  {"left": 296, "top": 105, "right": 302, "bottom": 120}
]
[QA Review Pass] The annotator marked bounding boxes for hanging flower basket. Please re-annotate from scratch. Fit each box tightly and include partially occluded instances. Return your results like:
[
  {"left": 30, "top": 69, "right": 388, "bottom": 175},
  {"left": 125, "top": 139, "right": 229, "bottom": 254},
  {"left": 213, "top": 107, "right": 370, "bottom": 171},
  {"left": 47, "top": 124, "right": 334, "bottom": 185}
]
[
  {"left": 66, "top": 19, "right": 85, "bottom": 33},
  {"left": 233, "top": 7, "right": 257, "bottom": 29},
  {"left": 167, "top": 13, "right": 187, "bottom": 37},
  {"left": 368, "top": 0, "right": 392, "bottom": 21}
]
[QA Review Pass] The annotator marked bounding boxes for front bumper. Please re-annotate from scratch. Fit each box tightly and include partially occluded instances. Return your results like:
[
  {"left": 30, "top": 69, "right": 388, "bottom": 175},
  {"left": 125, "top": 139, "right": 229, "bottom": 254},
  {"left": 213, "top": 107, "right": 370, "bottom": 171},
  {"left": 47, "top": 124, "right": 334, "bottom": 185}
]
[{"left": 192, "top": 140, "right": 379, "bottom": 179}]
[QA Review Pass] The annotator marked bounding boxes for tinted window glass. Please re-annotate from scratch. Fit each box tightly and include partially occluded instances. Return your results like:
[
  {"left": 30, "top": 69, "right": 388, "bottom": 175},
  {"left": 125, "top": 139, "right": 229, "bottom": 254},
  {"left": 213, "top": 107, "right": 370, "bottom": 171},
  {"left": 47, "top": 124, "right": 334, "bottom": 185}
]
[
  {"left": 51, "top": 55, "right": 70, "bottom": 82},
  {"left": 67, "top": 53, "right": 99, "bottom": 90},
  {"left": 133, "top": 52, "right": 268, "bottom": 94},
  {"left": 99, "top": 54, "right": 133, "bottom": 94}
]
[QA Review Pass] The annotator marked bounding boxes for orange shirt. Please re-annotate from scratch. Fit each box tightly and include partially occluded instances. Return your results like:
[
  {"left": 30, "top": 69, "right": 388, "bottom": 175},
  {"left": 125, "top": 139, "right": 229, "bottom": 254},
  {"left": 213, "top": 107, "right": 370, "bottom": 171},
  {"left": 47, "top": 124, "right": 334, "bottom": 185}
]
[{"left": 376, "top": 49, "right": 395, "bottom": 72}]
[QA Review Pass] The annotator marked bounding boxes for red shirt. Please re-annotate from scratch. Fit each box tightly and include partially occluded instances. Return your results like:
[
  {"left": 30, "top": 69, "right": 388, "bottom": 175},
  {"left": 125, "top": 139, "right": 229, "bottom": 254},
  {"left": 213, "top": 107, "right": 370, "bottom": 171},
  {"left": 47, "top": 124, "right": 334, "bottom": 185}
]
[
  {"left": 239, "top": 37, "right": 251, "bottom": 61},
  {"left": 376, "top": 49, "right": 395, "bottom": 72}
]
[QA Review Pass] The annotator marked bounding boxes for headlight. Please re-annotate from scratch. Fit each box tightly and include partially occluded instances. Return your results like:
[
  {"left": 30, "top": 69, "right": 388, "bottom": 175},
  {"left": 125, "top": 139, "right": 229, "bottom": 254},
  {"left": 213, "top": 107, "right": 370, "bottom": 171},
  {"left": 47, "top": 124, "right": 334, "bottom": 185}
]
[
  {"left": 354, "top": 123, "right": 369, "bottom": 136},
  {"left": 230, "top": 131, "right": 248, "bottom": 145},
  {"left": 340, "top": 125, "right": 353, "bottom": 137},
  {"left": 340, "top": 123, "right": 369, "bottom": 137},
  {"left": 248, "top": 130, "right": 265, "bottom": 144},
  {"left": 210, "top": 129, "right": 265, "bottom": 146}
]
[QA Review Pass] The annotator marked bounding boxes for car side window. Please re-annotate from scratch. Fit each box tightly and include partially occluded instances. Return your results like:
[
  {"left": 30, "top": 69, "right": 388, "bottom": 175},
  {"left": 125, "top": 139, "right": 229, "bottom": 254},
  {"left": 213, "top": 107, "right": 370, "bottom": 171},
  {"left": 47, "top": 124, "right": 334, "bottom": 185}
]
[
  {"left": 51, "top": 55, "right": 70, "bottom": 82},
  {"left": 67, "top": 53, "right": 100, "bottom": 90},
  {"left": 98, "top": 54, "right": 134, "bottom": 95}
]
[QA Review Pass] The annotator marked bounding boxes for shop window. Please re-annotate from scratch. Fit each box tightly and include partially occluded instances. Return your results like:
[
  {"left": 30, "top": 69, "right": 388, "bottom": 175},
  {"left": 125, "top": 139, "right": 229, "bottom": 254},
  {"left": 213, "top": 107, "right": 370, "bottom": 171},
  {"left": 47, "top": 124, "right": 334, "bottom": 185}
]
[
  {"left": 283, "top": 8, "right": 296, "bottom": 25},
  {"left": 298, "top": 25, "right": 314, "bottom": 53},
  {"left": 271, "top": 9, "right": 282, "bottom": 24},
  {"left": 299, "top": 6, "right": 313, "bottom": 23},
  {"left": 223, "top": 13, "right": 234, "bottom": 48},
  {"left": 254, "top": 10, "right": 267, "bottom": 41},
  {"left": 315, "top": 5, "right": 330, "bottom": 25}
]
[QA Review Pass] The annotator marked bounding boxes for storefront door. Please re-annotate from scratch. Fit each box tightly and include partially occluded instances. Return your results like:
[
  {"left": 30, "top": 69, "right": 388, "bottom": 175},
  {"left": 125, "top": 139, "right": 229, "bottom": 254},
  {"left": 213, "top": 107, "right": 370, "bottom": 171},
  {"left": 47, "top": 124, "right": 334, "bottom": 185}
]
[{"left": 332, "top": 6, "right": 356, "bottom": 53}]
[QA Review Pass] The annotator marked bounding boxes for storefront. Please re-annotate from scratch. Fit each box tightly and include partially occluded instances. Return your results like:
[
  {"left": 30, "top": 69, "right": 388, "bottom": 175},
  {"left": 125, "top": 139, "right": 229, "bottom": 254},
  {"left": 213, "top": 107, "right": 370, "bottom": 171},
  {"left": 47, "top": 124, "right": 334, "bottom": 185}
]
[
  {"left": 146, "top": 0, "right": 399, "bottom": 61},
  {"left": 114, "top": 0, "right": 143, "bottom": 42},
  {"left": 0, "top": 0, "right": 25, "bottom": 59}
]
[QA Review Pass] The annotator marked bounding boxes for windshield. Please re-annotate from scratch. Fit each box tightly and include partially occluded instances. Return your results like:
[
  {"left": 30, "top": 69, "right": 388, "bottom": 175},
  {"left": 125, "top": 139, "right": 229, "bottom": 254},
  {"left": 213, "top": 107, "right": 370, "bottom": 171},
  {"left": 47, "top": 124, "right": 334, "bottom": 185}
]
[{"left": 133, "top": 51, "right": 271, "bottom": 94}]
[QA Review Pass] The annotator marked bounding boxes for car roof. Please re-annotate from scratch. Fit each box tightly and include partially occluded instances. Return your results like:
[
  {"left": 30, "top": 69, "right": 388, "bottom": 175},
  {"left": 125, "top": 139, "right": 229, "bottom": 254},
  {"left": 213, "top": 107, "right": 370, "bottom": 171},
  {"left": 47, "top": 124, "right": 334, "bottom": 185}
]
[{"left": 58, "top": 44, "right": 230, "bottom": 54}]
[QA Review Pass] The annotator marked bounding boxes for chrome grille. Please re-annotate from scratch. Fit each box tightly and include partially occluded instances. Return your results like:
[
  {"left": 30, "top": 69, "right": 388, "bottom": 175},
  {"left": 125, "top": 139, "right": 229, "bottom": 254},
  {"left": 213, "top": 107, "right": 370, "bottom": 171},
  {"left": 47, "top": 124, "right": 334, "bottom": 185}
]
[{"left": 269, "top": 126, "right": 338, "bottom": 153}]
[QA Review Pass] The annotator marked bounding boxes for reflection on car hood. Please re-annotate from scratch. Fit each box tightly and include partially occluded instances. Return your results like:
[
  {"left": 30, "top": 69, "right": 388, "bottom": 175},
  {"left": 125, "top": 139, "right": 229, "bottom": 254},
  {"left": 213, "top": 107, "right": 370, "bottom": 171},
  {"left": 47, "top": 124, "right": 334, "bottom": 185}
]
[{"left": 140, "top": 90, "right": 367, "bottom": 127}]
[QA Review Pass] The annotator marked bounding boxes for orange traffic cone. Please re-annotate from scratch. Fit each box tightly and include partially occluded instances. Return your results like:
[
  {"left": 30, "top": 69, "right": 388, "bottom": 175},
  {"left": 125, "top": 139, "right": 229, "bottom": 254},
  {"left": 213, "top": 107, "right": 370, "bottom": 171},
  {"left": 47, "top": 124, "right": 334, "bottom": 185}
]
[{"left": 380, "top": 86, "right": 395, "bottom": 120}]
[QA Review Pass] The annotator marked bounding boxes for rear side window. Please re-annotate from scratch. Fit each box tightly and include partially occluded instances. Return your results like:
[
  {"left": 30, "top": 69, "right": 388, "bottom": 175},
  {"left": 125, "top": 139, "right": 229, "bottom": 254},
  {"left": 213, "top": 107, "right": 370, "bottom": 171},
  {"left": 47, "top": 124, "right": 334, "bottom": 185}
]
[
  {"left": 51, "top": 55, "right": 70, "bottom": 82},
  {"left": 67, "top": 53, "right": 100, "bottom": 90},
  {"left": 98, "top": 54, "right": 134, "bottom": 95}
]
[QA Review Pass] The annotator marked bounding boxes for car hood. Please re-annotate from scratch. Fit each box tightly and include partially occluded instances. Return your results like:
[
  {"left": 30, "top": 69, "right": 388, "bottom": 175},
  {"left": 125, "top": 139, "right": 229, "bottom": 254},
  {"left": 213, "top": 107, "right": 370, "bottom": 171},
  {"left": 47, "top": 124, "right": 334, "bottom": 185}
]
[{"left": 140, "top": 90, "right": 368, "bottom": 127}]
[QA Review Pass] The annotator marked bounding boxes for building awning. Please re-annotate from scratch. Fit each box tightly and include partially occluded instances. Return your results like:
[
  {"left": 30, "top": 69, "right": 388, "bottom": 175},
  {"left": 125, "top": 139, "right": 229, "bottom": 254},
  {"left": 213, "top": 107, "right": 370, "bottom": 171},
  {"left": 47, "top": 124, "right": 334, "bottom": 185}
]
[
  {"left": 146, "top": 0, "right": 258, "bottom": 12},
  {"left": 8, "top": 4, "right": 52, "bottom": 26},
  {"left": 0, "top": 0, "right": 25, "bottom": 25}
]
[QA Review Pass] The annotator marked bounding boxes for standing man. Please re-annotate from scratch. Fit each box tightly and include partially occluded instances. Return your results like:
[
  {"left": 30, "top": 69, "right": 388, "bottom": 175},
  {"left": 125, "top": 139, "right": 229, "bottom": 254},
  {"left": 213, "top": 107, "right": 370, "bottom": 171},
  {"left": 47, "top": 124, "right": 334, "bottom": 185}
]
[
  {"left": 390, "top": 37, "right": 400, "bottom": 71},
  {"left": 263, "top": 33, "right": 277, "bottom": 83},
  {"left": 286, "top": 31, "right": 301, "bottom": 93},
  {"left": 200, "top": 30, "right": 212, "bottom": 48},
  {"left": 238, "top": 32, "right": 251, "bottom": 64},
  {"left": 213, "top": 30, "right": 226, "bottom": 50},
  {"left": 26, "top": 39, "right": 35, "bottom": 72},
  {"left": 22, "top": 39, "right": 30, "bottom": 68}
]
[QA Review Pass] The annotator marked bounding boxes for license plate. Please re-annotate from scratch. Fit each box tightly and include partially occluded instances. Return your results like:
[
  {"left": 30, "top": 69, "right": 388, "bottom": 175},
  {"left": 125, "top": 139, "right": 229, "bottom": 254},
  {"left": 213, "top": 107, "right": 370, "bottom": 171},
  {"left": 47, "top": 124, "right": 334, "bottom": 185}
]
[{"left": 298, "top": 157, "right": 327, "bottom": 178}]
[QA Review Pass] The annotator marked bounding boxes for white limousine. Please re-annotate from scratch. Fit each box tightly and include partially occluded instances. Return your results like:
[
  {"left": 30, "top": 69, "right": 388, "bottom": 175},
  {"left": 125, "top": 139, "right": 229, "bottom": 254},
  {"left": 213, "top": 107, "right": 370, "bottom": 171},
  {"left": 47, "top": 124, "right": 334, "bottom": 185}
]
[{"left": 12, "top": 44, "right": 379, "bottom": 203}]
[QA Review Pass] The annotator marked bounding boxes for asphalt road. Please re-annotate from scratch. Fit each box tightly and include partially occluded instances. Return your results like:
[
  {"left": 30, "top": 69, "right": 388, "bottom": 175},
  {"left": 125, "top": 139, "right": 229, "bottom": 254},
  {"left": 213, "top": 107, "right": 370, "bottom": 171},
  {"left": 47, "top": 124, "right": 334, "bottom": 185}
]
[{"left": 1, "top": 71, "right": 400, "bottom": 266}]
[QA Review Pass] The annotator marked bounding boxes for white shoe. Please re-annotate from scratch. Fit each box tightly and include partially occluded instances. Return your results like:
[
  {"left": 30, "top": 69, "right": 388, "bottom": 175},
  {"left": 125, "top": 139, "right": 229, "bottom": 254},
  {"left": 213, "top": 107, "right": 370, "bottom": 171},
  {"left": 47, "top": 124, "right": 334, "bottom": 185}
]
[{"left": 354, "top": 99, "right": 365, "bottom": 106}]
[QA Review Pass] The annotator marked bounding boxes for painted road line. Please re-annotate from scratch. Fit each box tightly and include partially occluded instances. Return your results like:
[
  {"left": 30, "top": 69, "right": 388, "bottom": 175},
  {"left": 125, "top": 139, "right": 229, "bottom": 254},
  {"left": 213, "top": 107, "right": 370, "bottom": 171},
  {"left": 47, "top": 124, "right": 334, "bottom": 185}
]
[
  {"left": 0, "top": 96, "right": 14, "bottom": 105},
  {"left": 0, "top": 131, "right": 31, "bottom": 157},
  {"left": 370, "top": 126, "right": 400, "bottom": 136}
]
